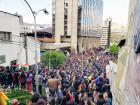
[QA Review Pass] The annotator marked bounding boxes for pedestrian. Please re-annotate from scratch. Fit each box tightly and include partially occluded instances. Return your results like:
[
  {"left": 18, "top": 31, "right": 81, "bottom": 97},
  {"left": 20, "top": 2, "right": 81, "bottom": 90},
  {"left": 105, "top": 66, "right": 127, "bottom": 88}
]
[
  {"left": 19, "top": 71, "right": 26, "bottom": 89},
  {"left": 103, "top": 92, "right": 112, "bottom": 105},
  {"left": 12, "top": 71, "right": 19, "bottom": 89},
  {"left": 47, "top": 74, "right": 60, "bottom": 96},
  {"left": 32, "top": 72, "right": 36, "bottom": 92},
  {"left": 26, "top": 73, "right": 33, "bottom": 92},
  {"left": 38, "top": 73, "right": 43, "bottom": 94}
]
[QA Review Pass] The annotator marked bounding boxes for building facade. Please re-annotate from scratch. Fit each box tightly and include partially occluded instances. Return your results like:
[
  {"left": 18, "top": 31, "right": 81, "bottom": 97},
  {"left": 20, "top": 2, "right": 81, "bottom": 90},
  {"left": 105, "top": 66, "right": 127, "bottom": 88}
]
[
  {"left": 0, "top": 11, "right": 40, "bottom": 66},
  {"left": 100, "top": 26, "right": 108, "bottom": 46},
  {"left": 21, "top": 23, "right": 47, "bottom": 34},
  {"left": 109, "top": 0, "right": 140, "bottom": 105},
  {"left": 53, "top": 0, "right": 103, "bottom": 51},
  {"left": 100, "top": 18, "right": 112, "bottom": 47}
]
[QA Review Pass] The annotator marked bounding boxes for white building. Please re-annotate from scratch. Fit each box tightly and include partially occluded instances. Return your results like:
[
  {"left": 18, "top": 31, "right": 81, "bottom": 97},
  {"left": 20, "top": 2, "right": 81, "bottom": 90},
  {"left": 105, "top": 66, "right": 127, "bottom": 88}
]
[
  {"left": 0, "top": 11, "right": 40, "bottom": 66},
  {"left": 21, "top": 23, "right": 47, "bottom": 34},
  {"left": 21, "top": 23, "right": 33, "bottom": 33}
]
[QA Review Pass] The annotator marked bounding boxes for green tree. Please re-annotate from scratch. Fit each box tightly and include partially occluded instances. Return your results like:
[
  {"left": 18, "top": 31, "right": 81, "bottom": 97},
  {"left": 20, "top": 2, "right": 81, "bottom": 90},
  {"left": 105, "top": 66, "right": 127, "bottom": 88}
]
[
  {"left": 108, "top": 43, "right": 119, "bottom": 55},
  {"left": 41, "top": 50, "right": 65, "bottom": 69}
]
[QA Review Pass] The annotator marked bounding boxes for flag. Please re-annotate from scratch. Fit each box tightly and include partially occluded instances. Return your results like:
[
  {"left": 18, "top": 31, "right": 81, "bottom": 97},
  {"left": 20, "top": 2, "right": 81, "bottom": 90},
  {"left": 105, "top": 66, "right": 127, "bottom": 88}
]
[{"left": 0, "top": 90, "right": 10, "bottom": 105}]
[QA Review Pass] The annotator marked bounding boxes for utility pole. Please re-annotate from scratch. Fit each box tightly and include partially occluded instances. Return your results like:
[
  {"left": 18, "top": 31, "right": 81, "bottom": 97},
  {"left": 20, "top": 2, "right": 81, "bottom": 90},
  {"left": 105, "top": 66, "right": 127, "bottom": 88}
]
[
  {"left": 49, "top": 48, "right": 52, "bottom": 70},
  {"left": 24, "top": 33, "right": 28, "bottom": 64},
  {"left": 23, "top": 0, "right": 48, "bottom": 94}
]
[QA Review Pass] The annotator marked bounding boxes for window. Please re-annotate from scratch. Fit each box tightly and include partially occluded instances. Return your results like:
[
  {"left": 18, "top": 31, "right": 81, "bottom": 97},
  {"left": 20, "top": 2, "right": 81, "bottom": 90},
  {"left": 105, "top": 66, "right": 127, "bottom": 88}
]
[
  {"left": 0, "top": 31, "right": 11, "bottom": 41},
  {"left": 64, "top": 15, "right": 68, "bottom": 19},
  {"left": 64, "top": 3, "right": 68, "bottom": 8},
  {"left": 64, "top": 31, "right": 67, "bottom": 36},
  {"left": 64, "top": 9, "right": 68, "bottom": 14},
  {"left": 64, "top": 26, "right": 67, "bottom": 30},
  {"left": 64, "top": 21, "right": 67, "bottom": 25}
]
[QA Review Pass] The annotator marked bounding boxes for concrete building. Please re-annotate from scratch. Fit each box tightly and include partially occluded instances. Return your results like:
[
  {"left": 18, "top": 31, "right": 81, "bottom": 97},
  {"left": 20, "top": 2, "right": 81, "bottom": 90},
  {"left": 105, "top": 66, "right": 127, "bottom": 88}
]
[
  {"left": 0, "top": 11, "right": 40, "bottom": 66},
  {"left": 100, "top": 18, "right": 112, "bottom": 47},
  {"left": 100, "top": 26, "right": 108, "bottom": 46},
  {"left": 108, "top": 0, "right": 140, "bottom": 105},
  {"left": 53, "top": 0, "right": 103, "bottom": 51},
  {"left": 101, "top": 19, "right": 127, "bottom": 47},
  {"left": 21, "top": 23, "right": 33, "bottom": 33},
  {"left": 101, "top": 19, "right": 110, "bottom": 47}
]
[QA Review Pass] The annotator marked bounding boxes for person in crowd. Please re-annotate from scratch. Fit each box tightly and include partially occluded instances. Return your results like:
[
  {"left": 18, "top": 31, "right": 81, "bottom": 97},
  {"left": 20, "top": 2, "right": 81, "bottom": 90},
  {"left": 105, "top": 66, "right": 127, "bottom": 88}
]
[
  {"left": 103, "top": 92, "right": 112, "bottom": 105},
  {"left": 7, "top": 70, "right": 13, "bottom": 88},
  {"left": 38, "top": 73, "right": 43, "bottom": 94},
  {"left": 32, "top": 72, "right": 36, "bottom": 92},
  {"left": 42, "top": 74, "right": 47, "bottom": 94},
  {"left": 96, "top": 93, "right": 105, "bottom": 105},
  {"left": 31, "top": 93, "right": 40, "bottom": 104},
  {"left": 37, "top": 98, "right": 47, "bottom": 105},
  {"left": 26, "top": 72, "right": 33, "bottom": 92},
  {"left": 66, "top": 89, "right": 75, "bottom": 105},
  {"left": 56, "top": 84, "right": 63, "bottom": 104},
  {"left": 19, "top": 71, "right": 26, "bottom": 89},
  {"left": 0, "top": 47, "right": 116, "bottom": 105},
  {"left": 46, "top": 72, "right": 60, "bottom": 97},
  {"left": 11, "top": 99, "right": 18, "bottom": 105},
  {"left": 12, "top": 71, "right": 19, "bottom": 89},
  {"left": 49, "top": 98, "right": 56, "bottom": 105}
]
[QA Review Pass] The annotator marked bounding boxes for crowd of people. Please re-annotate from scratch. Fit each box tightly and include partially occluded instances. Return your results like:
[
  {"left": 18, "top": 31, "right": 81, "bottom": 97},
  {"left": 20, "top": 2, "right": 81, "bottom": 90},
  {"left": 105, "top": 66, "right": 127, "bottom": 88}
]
[
  {"left": 0, "top": 47, "right": 117, "bottom": 105},
  {"left": 0, "top": 64, "right": 46, "bottom": 94}
]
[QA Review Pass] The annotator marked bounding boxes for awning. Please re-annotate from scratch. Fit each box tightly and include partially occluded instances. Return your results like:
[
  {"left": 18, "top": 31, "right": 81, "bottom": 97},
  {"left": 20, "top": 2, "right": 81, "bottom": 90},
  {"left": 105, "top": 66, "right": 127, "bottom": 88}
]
[{"left": 42, "top": 43, "right": 71, "bottom": 49}]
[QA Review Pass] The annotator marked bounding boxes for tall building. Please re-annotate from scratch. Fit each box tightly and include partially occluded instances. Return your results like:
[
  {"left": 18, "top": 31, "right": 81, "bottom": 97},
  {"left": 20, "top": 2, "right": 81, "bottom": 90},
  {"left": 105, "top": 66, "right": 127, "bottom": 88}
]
[
  {"left": 53, "top": 0, "right": 103, "bottom": 51},
  {"left": 100, "top": 18, "right": 112, "bottom": 47}
]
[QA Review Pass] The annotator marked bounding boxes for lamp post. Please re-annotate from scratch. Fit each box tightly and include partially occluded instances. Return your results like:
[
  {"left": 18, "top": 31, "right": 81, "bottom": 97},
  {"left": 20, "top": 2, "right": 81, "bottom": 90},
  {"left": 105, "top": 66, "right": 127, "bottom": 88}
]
[
  {"left": 23, "top": 0, "right": 48, "bottom": 93},
  {"left": 49, "top": 47, "right": 51, "bottom": 70}
]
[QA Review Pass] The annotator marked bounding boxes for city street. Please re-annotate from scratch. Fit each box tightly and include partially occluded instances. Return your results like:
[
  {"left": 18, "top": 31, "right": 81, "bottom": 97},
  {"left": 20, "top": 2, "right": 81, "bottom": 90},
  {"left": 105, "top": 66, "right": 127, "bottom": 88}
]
[{"left": 0, "top": 0, "right": 140, "bottom": 105}]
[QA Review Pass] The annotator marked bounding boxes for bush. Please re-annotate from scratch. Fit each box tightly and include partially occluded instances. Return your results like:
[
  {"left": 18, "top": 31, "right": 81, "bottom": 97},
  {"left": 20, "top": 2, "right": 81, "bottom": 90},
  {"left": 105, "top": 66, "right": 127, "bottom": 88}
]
[
  {"left": 41, "top": 50, "right": 65, "bottom": 69},
  {"left": 6, "top": 89, "right": 31, "bottom": 104},
  {"left": 108, "top": 43, "right": 119, "bottom": 55}
]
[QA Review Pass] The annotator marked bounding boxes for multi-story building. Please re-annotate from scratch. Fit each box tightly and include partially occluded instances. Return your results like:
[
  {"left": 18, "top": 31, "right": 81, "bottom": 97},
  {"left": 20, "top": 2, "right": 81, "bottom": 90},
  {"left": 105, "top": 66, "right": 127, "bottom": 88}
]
[
  {"left": 53, "top": 0, "right": 103, "bottom": 51},
  {"left": 101, "top": 26, "right": 108, "bottom": 46},
  {"left": 100, "top": 18, "right": 112, "bottom": 47},
  {"left": 0, "top": 11, "right": 40, "bottom": 66}
]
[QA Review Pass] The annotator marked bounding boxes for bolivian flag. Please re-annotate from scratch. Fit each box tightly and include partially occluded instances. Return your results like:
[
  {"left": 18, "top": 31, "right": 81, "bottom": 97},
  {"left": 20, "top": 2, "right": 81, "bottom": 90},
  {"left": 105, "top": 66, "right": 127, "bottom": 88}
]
[{"left": 0, "top": 90, "right": 10, "bottom": 105}]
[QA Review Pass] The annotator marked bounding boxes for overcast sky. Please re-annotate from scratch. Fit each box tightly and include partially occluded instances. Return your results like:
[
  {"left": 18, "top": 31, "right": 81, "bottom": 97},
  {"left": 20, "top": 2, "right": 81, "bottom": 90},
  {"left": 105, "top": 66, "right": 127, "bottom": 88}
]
[
  {"left": 103, "top": 0, "right": 129, "bottom": 25},
  {"left": 0, "top": 0, "right": 129, "bottom": 25}
]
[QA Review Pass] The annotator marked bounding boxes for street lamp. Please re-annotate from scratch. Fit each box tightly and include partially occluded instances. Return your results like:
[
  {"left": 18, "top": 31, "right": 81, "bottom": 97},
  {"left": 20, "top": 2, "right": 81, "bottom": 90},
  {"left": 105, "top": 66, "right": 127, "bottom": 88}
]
[
  {"left": 23, "top": 0, "right": 48, "bottom": 93},
  {"left": 49, "top": 48, "right": 51, "bottom": 70}
]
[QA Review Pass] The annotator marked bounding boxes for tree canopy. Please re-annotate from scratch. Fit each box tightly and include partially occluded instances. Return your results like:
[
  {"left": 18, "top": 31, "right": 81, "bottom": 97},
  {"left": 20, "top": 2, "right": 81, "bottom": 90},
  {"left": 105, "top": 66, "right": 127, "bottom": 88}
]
[
  {"left": 108, "top": 43, "right": 119, "bottom": 55},
  {"left": 41, "top": 50, "right": 65, "bottom": 69}
]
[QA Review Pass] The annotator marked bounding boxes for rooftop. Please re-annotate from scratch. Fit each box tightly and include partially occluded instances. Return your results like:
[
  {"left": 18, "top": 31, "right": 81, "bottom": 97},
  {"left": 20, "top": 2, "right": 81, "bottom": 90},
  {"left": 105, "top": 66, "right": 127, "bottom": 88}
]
[{"left": 0, "top": 10, "right": 21, "bottom": 17}]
